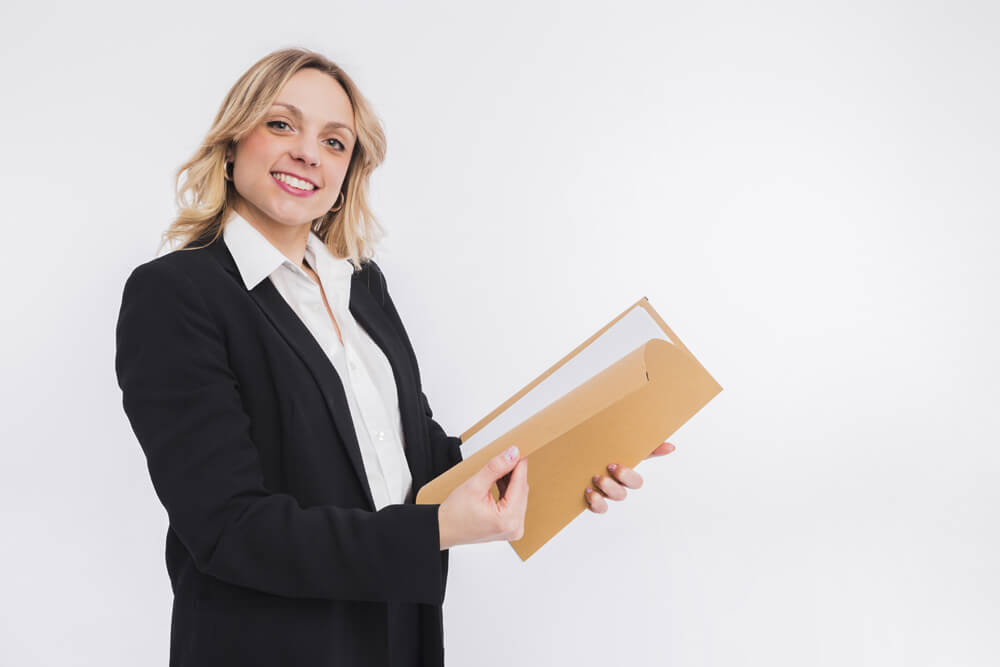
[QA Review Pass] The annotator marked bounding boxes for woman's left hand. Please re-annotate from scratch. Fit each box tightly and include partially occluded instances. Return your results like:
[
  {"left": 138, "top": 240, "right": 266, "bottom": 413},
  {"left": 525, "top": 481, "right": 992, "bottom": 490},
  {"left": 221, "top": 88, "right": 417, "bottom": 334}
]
[{"left": 584, "top": 440, "right": 676, "bottom": 514}]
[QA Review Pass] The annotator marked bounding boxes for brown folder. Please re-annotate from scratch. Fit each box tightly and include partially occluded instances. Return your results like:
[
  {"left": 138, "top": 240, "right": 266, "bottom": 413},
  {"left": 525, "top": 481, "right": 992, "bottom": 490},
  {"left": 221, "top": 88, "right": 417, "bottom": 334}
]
[{"left": 415, "top": 297, "right": 722, "bottom": 560}]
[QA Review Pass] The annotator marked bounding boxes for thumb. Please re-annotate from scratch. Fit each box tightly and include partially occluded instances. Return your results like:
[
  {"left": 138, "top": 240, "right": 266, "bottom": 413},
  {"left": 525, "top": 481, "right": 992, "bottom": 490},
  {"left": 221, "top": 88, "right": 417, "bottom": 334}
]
[{"left": 471, "top": 445, "right": 521, "bottom": 494}]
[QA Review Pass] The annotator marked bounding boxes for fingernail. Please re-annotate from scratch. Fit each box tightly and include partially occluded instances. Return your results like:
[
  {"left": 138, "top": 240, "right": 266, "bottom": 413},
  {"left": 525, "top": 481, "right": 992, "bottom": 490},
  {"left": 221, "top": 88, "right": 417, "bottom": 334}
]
[
  {"left": 504, "top": 446, "right": 519, "bottom": 461},
  {"left": 608, "top": 464, "right": 618, "bottom": 472},
  {"left": 592, "top": 475, "right": 600, "bottom": 483}
]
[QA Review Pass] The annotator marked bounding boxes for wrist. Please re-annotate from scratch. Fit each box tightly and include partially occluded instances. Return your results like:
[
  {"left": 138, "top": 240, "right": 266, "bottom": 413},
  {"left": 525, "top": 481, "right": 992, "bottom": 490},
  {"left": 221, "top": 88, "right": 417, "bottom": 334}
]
[{"left": 438, "top": 503, "right": 455, "bottom": 550}]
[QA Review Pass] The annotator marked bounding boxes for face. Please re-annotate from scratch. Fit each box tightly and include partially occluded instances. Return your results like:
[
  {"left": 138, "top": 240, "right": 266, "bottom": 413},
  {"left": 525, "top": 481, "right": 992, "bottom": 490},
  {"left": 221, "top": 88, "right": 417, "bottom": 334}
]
[{"left": 228, "top": 68, "right": 357, "bottom": 237}]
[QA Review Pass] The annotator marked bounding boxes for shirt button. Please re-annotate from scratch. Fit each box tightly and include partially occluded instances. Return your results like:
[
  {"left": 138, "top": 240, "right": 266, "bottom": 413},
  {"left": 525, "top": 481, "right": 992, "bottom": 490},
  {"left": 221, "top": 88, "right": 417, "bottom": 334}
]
[{"left": 377, "top": 431, "right": 385, "bottom": 441}]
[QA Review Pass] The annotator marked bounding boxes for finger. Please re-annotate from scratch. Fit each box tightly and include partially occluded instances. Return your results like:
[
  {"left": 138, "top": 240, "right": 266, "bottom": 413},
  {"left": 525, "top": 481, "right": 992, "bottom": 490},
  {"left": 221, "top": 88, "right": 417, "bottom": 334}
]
[
  {"left": 476, "top": 446, "right": 521, "bottom": 494},
  {"left": 501, "top": 457, "right": 529, "bottom": 510},
  {"left": 584, "top": 487, "right": 608, "bottom": 513},
  {"left": 497, "top": 471, "right": 511, "bottom": 498},
  {"left": 645, "top": 441, "right": 676, "bottom": 459},
  {"left": 592, "top": 474, "right": 628, "bottom": 501},
  {"left": 607, "top": 464, "right": 643, "bottom": 490}
]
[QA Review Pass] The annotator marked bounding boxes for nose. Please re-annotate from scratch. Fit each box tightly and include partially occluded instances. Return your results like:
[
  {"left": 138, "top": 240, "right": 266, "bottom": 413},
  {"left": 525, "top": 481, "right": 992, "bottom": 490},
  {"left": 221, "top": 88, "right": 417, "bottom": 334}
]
[{"left": 290, "top": 135, "right": 321, "bottom": 169}]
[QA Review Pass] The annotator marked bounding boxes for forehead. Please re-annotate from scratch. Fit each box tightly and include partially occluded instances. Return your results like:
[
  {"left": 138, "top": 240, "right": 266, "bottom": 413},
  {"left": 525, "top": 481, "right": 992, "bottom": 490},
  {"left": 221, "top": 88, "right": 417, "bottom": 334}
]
[{"left": 272, "top": 69, "right": 355, "bottom": 132}]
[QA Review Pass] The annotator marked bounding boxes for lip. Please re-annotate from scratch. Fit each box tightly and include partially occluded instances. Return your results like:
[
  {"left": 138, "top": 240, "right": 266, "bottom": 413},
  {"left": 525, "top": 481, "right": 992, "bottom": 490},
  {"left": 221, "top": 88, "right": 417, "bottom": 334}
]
[
  {"left": 271, "top": 170, "right": 319, "bottom": 188},
  {"left": 271, "top": 172, "right": 319, "bottom": 197}
]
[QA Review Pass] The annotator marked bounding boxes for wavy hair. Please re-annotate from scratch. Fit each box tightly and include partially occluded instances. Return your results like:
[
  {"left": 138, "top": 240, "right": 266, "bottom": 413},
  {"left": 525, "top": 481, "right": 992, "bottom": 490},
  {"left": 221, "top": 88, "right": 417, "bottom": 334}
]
[{"left": 159, "top": 47, "right": 388, "bottom": 271}]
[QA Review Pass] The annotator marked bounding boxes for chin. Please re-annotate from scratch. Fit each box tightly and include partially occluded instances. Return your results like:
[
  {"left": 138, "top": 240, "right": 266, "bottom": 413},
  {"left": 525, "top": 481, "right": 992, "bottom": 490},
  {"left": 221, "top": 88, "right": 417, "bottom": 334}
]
[{"left": 266, "top": 205, "right": 317, "bottom": 227}]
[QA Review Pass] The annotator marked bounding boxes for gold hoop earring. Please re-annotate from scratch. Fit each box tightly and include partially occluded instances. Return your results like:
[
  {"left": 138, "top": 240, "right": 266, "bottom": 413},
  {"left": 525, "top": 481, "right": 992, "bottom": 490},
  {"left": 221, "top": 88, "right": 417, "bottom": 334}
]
[{"left": 330, "top": 191, "right": 345, "bottom": 213}]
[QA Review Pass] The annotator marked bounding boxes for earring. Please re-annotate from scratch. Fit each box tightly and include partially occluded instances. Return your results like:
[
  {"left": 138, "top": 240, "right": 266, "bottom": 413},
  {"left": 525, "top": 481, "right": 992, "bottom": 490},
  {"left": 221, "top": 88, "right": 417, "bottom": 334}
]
[
  {"left": 330, "top": 191, "right": 345, "bottom": 212},
  {"left": 223, "top": 160, "right": 234, "bottom": 182}
]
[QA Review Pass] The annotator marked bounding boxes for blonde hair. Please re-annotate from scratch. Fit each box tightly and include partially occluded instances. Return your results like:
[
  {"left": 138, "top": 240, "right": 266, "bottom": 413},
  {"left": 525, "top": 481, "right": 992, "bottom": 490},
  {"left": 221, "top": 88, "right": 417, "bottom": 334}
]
[{"left": 160, "top": 47, "right": 387, "bottom": 271}]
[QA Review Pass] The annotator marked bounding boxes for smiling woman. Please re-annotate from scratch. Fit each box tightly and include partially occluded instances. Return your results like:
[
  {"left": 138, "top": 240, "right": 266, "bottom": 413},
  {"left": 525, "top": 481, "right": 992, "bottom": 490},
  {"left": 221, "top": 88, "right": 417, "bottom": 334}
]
[
  {"left": 160, "top": 48, "right": 387, "bottom": 270},
  {"left": 117, "top": 45, "right": 669, "bottom": 667},
  {"left": 116, "top": 46, "right": 532, "bottom": 667}
]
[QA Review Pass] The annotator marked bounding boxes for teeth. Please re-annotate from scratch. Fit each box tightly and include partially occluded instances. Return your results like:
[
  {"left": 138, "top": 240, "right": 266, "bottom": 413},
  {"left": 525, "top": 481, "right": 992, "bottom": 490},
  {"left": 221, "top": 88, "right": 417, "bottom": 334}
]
[{"left": 271, "top": 172, "right": 316, "bottom": 191}]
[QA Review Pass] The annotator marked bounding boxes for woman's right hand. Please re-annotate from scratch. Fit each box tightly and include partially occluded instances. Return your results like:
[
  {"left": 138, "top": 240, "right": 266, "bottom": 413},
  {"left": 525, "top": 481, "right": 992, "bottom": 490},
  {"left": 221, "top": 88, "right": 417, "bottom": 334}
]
[{"left": 438, "top": 446, "right": 529, "bottom": 550}]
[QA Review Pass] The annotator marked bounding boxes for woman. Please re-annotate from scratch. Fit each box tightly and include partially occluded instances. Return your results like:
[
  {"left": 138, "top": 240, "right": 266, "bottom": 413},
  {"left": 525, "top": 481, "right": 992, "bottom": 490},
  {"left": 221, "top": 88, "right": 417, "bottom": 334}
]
[{"left": 115, "top": 47, "right": 675, "bottom": 667}]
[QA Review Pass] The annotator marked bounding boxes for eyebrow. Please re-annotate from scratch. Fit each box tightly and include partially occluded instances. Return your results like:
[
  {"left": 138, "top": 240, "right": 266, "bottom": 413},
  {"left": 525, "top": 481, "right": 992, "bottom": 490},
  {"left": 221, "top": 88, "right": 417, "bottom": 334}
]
[{"left": 270, "top": 102, "right": 356, "bottom": 138}]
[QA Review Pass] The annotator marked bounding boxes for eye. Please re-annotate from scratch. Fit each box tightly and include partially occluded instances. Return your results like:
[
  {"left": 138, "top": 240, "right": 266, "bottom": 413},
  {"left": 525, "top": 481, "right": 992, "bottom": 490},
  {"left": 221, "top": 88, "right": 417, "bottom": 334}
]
[{"left": 268, "top": 121, "right": 345, "bottom": 151}]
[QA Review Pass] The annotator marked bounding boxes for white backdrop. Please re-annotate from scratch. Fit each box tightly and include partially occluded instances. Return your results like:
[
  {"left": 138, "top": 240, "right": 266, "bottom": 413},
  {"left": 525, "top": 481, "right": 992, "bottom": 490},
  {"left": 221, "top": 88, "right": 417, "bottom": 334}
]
[{"left": 1, "top": 1, "right": 998, "bottom": 665}]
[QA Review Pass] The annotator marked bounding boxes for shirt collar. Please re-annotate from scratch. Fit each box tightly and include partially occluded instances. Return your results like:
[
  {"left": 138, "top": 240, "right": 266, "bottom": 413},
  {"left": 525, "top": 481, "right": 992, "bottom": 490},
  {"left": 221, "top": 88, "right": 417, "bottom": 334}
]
[
  {"left": 222, "top": 210, "right": 354, "bottom": 290},
  {"left": 303, "top": 225, "right": 355, "bottom": 284}
]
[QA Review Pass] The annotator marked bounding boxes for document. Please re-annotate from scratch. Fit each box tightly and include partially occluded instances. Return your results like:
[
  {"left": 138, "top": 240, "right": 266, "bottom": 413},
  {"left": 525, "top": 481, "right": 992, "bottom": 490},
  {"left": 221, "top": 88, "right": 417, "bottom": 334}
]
[{"left": 416, "top": 297, "right": 722, "bottom": 560}]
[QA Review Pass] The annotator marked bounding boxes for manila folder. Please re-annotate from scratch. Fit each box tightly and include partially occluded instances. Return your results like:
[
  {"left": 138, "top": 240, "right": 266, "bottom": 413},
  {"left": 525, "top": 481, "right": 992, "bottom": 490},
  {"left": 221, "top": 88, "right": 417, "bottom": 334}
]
[{"left": 415, "top": 297, "right": 722, "bottom": 561}]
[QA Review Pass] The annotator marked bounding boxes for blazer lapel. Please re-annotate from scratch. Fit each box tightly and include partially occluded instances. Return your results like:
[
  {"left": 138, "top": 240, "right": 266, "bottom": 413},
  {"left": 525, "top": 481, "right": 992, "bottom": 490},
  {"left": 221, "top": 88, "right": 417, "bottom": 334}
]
[
  {"left": 349, "top": 278, "right": 432, "bottom": 499},
  {"left": 205, "top": 235, "right": 430, "bottom": 510}
]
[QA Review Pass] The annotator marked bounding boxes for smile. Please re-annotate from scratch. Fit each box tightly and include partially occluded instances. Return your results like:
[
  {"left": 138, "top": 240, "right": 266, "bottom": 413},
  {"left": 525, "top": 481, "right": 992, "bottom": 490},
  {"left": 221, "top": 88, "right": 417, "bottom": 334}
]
[{"left": 271, "top": 172, "right": 318, "bottom": 197}]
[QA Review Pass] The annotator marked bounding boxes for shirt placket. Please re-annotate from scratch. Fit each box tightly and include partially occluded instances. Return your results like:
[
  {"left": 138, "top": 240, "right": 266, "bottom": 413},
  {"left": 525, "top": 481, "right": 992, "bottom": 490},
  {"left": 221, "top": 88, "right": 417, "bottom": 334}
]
[
  {"left": 340, "top": 319, "right": 402, "bottom": 506},
  {"left": 294, "top": 277, "right": 386, "bottom": 507}
]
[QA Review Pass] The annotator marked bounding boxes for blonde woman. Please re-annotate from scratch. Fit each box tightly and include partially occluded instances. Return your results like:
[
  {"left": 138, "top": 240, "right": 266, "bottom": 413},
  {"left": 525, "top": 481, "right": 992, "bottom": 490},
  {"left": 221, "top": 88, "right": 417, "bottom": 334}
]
[{"left": 114, "top": 47, "right": 674, "bottom": 667}]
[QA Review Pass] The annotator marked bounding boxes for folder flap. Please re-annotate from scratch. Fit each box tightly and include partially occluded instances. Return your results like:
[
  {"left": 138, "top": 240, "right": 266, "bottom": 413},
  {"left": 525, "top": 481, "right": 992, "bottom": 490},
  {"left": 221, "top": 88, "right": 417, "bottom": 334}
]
[{"left": 415, "top": 340, "right": 653, "bottom": 505}]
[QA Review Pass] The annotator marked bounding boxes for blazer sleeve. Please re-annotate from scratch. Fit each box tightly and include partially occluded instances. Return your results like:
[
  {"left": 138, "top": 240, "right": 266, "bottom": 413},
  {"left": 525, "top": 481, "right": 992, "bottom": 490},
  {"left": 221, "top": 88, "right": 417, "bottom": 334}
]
[
  {"left": 115, "top": 259, "right": 446, "bottom": 605},
  {"left": 364, "top": 260, "right": 463, "bottom": 473}
]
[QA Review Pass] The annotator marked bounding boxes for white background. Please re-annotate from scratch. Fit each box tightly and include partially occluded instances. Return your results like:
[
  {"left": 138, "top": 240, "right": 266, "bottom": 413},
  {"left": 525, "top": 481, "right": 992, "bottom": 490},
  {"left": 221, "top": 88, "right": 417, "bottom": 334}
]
[{"left": 1, "top": 1, "right": 998, "bottom": 665}]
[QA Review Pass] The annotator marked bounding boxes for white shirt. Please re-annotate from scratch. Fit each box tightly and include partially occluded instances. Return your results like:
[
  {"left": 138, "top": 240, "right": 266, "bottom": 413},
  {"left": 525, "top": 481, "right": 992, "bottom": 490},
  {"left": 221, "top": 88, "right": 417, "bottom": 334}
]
[{"left": 222, "top": 210, "right": 412, "bottom": 511}]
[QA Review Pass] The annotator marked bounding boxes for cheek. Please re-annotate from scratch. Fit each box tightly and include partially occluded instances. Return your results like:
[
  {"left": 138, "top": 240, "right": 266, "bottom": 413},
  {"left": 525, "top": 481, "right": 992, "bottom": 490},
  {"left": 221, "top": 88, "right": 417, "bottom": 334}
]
[
  {"left": 236, "top": 132, "right": 279, "bottom": 167},
  {"left": 325, "top": 166, "right": 349, "bottom": 192}
]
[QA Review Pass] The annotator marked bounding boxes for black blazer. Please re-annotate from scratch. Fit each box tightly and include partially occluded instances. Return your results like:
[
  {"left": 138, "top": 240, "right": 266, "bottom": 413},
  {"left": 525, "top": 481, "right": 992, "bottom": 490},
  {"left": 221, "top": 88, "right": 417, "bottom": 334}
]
[{"left": 114, "top": 231, "right": 464, "bottom": 667}]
